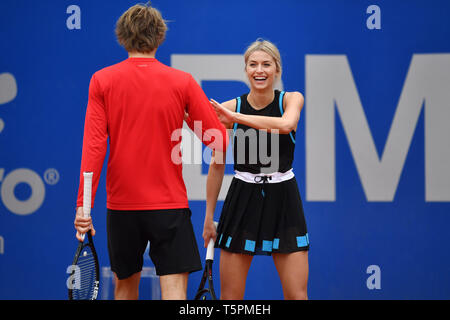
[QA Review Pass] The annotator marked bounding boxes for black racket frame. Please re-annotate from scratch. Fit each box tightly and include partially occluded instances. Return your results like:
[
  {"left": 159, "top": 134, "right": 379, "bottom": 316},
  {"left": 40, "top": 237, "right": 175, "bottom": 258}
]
[
  {"left": 194, "top": 259, "right": 217, "bottom": 300},
  {"left": 68, "top": 230, "right": 100, "bottom": 300}
]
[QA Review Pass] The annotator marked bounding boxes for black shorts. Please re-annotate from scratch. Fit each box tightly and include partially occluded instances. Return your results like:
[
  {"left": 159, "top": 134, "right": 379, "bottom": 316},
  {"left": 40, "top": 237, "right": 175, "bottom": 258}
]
[{"left": 107, "top": 208, "right": 202, "bottom": 280}]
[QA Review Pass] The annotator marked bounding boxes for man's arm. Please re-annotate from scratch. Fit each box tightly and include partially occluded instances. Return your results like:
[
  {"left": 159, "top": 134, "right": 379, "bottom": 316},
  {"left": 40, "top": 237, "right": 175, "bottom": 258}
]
[
  {"left": 184, "top": 75, "right": 229, "bottom": 152},
  {"left": 74, "top": 74, "right": 108, "bottom": 239}
]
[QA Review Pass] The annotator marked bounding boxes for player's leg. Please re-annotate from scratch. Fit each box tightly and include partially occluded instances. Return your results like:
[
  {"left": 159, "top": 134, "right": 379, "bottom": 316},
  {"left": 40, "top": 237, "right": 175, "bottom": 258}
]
[
  {"left": 219, "top": 250, "right": 253, "bottom": 300},
  {"left": 159, "top": 272, "right": 189, "bottom": 300},
  {"left": 107, "top": 210, "right": 148, "bottom": 300},
  {"left": 114, "top": 271, "right": 141, "bottom": 300},
  {"left": 272, "top": 250, "right": 308, "bottom": 300},
  {"left": 147, "top": 208, "right": 202, "bottom": 300}
]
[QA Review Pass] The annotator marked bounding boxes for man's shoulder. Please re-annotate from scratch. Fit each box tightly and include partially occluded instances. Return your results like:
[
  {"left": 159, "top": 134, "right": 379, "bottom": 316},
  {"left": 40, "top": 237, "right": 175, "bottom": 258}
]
[
  {"left": 93, "top": 59, "right": 192, "bottom": 78},
  {"left": 92, "top": 60, "right": 127, "bottom": 79},
  {"left": 159, "top": 63, "right": 192, "bottom": 80}
]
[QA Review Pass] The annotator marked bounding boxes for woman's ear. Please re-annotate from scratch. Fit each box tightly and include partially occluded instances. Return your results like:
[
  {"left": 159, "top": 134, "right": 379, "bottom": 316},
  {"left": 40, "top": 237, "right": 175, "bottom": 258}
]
[{"left": 276, "top": 68, "right": 282, "bottom": 80}]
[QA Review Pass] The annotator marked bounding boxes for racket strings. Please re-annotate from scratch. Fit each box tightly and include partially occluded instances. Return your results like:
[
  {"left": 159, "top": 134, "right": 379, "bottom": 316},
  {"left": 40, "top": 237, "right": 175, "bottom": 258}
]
[{"left": 72, "top": 248, "right": 97, "bottom": 300}]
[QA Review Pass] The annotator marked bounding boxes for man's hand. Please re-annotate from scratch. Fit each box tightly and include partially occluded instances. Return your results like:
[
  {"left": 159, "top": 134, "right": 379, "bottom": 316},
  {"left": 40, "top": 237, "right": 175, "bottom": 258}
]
[{"left": 74, "top": 206, "right": 96, "bottom": 241}]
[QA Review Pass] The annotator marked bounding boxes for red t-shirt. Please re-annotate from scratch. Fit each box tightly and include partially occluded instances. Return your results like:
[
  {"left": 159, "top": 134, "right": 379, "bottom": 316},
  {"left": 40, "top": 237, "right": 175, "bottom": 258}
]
[{"left": 76, "top": 57, "right": 227, "bottom": 210}]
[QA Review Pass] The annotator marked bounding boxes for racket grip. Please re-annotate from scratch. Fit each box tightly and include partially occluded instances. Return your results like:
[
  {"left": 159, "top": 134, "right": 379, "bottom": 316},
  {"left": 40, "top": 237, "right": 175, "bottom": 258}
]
[
  {"left": 206, "top": 221, "right": 218, "bottom": 261},
  {"left": 80, "top": 172, "right": 93, "bottom": 241},
  {"left": 83, "top": 172, "right": 93, "bottom": 218}
]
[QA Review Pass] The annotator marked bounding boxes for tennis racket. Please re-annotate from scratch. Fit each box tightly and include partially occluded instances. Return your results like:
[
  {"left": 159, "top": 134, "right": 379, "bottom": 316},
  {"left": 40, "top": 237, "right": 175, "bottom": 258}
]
[
  {"left": 194, "top": 222, "right": 218, "bottom": 300},
  {"left": 68, "top": 172, "right": 100, "bottom": 300}
]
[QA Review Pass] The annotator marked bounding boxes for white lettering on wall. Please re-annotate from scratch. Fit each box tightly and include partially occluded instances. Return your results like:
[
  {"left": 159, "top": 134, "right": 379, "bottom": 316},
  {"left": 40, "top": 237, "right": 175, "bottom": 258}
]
[{"left": 306, "top": 54, "right": 450, "bottom": 202}]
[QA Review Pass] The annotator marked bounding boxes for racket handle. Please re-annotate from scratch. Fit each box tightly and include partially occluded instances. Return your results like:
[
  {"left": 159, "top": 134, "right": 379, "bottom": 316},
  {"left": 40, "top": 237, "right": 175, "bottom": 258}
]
[
  {"left": 80, "top": 172, "right": 93, "bottom": 241},
  {"left": 206, "top": 221, "right": 218, "bottom": 261},
  {"left": 83, "top": 172, "right": 93, "bottom": 218}
]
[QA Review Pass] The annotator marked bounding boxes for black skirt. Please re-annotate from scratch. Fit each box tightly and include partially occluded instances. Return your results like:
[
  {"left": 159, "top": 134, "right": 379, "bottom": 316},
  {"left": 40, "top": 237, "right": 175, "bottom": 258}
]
[{"left": 215, "top": 176, "right": 309, "bottom": 256}]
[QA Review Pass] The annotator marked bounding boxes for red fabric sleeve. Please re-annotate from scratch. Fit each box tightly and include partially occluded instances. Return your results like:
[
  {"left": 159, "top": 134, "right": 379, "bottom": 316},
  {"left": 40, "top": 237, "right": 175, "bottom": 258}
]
[
  {"left": 76, "top": 74, "right": 108, "bottom": 208},
  {"left": 184, "top": 75, "right": 229, "bottom": 151}
]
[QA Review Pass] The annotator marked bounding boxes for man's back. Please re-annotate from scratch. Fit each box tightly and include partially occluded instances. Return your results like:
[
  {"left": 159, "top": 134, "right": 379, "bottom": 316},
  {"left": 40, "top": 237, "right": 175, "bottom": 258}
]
[
  {"left": 73, "top": 4, "right": 223, "bottom": 299},
  {"left": 77, "top": 57, "right": 226, "bottom": 210}
]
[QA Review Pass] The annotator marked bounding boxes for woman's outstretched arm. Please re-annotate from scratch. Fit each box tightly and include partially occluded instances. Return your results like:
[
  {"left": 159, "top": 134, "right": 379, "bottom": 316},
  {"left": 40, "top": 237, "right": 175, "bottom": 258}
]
[{"left": 211, "top": 91, "right": 304, "bottom": 134}]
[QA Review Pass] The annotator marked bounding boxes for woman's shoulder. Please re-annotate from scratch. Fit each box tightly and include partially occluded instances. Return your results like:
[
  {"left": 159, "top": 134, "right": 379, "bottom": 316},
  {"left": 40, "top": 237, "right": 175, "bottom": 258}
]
[
  {"left": 281, "top": 90, "right": 304, "bottom": 100},
  {"left": 221, "top": 96, "right": 242, "bottom": 112},
  {"left": 283, "top": 91, "right": 304, "bottom": 105},
  {"left": 280, "top": 91, "right": 304, "bottom": 111}
]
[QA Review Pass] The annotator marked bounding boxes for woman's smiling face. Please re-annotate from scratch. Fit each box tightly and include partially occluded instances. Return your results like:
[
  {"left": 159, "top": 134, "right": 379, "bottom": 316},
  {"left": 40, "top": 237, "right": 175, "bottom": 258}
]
[{"left": 245, "top": 50, "right": 279, "bottom": 91}]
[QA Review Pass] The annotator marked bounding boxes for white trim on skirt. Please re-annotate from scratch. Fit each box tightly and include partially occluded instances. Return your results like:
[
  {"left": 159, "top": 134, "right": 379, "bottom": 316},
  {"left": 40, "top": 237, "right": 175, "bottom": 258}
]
[{"left": 234, "top": 169, "right": 295, "bottom": 184}]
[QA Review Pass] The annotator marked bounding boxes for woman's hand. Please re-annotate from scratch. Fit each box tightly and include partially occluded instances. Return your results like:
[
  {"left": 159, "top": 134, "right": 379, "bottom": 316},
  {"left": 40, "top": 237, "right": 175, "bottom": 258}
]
[
  {"left": 211, "top": 98, "right": 236, "bottom": 127},
  {"left": 202, "top": 217, "right": 217, "bottom": 248}
]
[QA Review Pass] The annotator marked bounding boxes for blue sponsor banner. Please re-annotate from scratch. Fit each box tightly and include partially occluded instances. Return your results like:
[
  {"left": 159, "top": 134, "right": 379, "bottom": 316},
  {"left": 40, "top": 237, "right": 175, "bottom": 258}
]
[{"left": 1, "top": 0, "right": 450, "bottom": 299}]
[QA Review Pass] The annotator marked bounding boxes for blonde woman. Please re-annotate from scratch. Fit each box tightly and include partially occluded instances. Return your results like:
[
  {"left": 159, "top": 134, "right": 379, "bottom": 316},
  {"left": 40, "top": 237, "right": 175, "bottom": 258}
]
[{"left": 203, "top": 39, "right": 309, "bottom": 300}]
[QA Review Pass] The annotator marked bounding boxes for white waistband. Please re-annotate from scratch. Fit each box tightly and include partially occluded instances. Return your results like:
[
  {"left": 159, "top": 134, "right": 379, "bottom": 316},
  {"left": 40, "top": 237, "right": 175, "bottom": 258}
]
[{"left": 234, "top": 169, "right": 295, "bottom": 184}]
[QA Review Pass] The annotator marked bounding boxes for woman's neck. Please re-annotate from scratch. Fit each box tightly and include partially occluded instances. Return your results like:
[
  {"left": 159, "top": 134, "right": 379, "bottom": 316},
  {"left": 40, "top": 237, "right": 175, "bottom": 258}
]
[{"left": 248, "top": 89, "right": 274, "bottom": 109}]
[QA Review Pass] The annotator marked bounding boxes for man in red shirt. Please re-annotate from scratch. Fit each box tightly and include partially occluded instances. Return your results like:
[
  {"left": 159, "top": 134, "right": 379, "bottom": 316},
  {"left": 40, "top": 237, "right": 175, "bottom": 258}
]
[{"left": 73, "top": 3, "right": 227, "bottom": 300}]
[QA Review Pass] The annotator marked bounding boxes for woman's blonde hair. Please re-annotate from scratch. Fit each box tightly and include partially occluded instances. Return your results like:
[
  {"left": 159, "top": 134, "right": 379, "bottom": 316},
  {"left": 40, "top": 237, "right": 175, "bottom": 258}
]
[
  {"left": 115, "top": 2, "right": 167, "bottom": 53},
  {"left": 244, "top": 39, "right": 282, "bottom": 76}
]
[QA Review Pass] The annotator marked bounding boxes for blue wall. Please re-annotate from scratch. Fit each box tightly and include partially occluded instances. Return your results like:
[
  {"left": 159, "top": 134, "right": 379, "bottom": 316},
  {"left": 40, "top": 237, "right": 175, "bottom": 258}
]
[{"left": 1, "top": 0, "right": 449, "bottom": 299}]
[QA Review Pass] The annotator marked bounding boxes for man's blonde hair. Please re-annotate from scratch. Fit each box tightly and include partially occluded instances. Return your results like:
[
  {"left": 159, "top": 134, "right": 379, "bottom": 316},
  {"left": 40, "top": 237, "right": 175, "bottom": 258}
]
[
  {"left": 115, "top": 3, "right": 167, "bottom": 53},
  {"left": 244, "top": 39, "right": 282, "bottom": 76}
]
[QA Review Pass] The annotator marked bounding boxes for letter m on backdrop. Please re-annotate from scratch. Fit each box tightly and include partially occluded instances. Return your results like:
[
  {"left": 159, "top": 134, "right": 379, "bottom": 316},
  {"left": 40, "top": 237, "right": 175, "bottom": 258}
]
[{"left": 306, "top": 54, "right": 450, "bottom": 202}]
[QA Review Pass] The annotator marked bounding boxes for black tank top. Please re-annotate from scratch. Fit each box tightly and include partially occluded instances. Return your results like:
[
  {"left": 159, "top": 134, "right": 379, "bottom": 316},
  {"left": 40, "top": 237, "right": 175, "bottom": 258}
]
[{"left": 233, "top": 90, "right": 296, "bottom": 174}]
